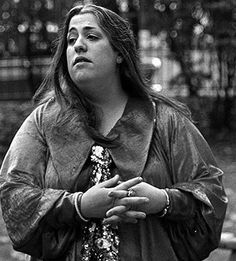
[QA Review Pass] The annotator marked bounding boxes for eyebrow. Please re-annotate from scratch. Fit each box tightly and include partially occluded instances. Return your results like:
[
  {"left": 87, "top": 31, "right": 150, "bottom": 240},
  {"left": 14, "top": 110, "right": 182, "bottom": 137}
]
[{"left": 68, "top": 25, "right": 99, "bottom": 33}]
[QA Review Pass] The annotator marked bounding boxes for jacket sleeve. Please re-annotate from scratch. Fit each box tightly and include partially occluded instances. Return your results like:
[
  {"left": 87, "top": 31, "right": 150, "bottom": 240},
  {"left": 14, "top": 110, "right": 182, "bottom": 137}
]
[
  {"left": 155, "top": 105, "right": 228, "bottom": 260},
  {"left": 0, "top": 104, "right": 83, "bottom": 259}
]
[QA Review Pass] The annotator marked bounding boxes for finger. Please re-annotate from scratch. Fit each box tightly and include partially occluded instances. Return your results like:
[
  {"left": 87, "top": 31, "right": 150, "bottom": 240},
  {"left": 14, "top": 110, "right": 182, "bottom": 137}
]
[
  {"left": 106, "top": 198, "right": 149, "bottom": 217},
  {"left": 116, "top": 177, "right": 143, "bottom": 190},
  {"left": 99, "top": 175, "right": 120, "bottom": 188},
  {"left": 117, "top": 197, "right": 149, "bottom": 206},
  {"left": 123, "top": 210, "right": 146, "bottom": 219},
  {"left": 106, "top": 206, "right": 146, "bottom": 219},
  {"left": 106, "top": 205, "right": 128, "bottom": 217},
  {"left": 103, "top": 216, "right": 138, "bottom": 225},
  {"left": 108, "top": 190, "right": 128, "bottom": 198},
  {"left": 102, "top": 215, "right": 122, "bottom": 225}
]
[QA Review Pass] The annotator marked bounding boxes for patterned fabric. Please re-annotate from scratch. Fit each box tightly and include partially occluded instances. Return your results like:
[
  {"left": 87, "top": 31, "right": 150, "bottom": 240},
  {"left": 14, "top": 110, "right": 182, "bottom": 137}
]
[{"left": 81, "top": 145, "right": 120, "bottom": 261}]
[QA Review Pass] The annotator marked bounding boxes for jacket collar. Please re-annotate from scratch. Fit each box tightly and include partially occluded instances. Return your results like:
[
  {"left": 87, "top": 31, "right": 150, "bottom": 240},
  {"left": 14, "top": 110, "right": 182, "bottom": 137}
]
[
  {"left": 49, "top": 97, "right": 155, "bottom": 188},
  {"left": 105, "top": 96, "right": 155, "bottom": 180}
]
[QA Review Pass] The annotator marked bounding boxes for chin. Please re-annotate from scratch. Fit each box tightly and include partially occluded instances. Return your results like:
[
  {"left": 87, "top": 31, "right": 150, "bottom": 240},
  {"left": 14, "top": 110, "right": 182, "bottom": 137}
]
[
  {"left": 73, "top": 77, "right": 94, "bottom": 87},
  {"left": 72, "top": 73, "right": 91, "bottom": 83}
]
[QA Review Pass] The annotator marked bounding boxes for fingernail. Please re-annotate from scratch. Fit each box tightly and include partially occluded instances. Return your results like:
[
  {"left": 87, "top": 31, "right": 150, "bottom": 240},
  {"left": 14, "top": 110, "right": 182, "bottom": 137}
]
[
  {"left": 138, "top": 177, "right": 143, "bottom": 181},
  {"left": 106, "top": 211, "right": 111, "bottom": 217}
]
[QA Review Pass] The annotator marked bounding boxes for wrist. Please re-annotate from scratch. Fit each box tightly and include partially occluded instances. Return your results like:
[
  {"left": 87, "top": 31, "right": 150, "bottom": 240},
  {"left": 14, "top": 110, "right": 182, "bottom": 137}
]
[
  {"left": 157, "top": 189, "right": 170, "bottom": 218},
  {"left": 74, "top": 192, "right": 89, "bottom": 222}
]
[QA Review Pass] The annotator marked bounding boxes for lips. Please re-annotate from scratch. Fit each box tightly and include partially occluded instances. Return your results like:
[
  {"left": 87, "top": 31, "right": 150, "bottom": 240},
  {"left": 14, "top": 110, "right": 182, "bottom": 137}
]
[{"left": 73, "top": 56, "right": 91, "bottom": 65}]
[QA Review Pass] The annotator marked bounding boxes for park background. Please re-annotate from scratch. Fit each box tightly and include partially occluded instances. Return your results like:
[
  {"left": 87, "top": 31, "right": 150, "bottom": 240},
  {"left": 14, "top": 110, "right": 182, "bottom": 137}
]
[{"left": 0, "top": 0, "right": 236, "bottom": 260}]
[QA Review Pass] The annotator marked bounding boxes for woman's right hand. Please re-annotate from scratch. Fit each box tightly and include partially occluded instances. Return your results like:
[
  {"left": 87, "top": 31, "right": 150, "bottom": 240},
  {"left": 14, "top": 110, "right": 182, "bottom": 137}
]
[{"left": 80, "top": 175, "right": 149, "bottom": 220}]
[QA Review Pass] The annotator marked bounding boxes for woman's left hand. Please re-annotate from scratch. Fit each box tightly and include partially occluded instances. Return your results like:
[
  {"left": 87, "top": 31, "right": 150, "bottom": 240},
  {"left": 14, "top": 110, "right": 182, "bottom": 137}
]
[
  {"left": 105, "top": 182, "right": 167, "bottom": 222},
  {"left": 103, "top": 205, "right": 147, "bottom": 225}
]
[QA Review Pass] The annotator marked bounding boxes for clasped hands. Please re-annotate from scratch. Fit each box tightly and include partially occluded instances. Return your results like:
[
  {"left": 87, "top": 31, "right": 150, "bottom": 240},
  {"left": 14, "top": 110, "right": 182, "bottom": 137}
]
[{"left": 80, "top": 175, "right": 166, "bottom": 225}]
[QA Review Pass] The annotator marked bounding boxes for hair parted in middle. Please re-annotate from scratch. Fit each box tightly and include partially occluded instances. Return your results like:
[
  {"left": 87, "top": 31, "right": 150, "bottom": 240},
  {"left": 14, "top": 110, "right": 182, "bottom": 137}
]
[
  {"left": 34, "top": 3, "right": 191, "bottom": 134},
  {"left": 35, "top": 4, "right": 150, "bottom": 105}
]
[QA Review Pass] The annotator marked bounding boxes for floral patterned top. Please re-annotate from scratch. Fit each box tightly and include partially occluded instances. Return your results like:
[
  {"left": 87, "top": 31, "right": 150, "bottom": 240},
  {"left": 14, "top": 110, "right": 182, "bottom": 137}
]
[{"left": 81, "top": 145, "right": 119, "bottom": 261}]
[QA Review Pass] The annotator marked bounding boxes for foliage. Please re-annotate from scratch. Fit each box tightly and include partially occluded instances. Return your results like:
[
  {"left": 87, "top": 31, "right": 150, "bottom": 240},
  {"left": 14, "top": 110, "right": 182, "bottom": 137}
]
[
  {"left": 141, "top": 0, "right": 236, "bottom": 97},
  {"left": 140, "top": 0, "right": 236, "bottom": 130},
  {"left": 0, "top": 0, "right": 139, "bottom": 57},
  {"left": 1, "top": 0, "right": 235, "bottom": 95},
  {"left": 1, "top": 0, "right": 89, "bottom": 57}
]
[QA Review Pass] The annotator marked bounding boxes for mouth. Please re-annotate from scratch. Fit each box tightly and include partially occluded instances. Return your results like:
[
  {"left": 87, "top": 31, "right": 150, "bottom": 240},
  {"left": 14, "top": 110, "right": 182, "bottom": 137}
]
[{"left": 73, "top": 56, "right": 91, "bottom": 66}]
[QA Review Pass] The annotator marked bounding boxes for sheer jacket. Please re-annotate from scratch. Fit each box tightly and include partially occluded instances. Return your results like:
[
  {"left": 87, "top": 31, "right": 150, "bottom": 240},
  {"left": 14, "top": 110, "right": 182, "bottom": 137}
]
[{"left": 0, "top": 97, "right": 227, "bottom": 261}]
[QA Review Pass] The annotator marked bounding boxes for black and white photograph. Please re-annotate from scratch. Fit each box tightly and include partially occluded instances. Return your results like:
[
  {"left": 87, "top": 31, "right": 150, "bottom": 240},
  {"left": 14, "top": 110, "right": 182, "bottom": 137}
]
[{"left": 0, "top": 1, "right": 235, "bottom": 260}]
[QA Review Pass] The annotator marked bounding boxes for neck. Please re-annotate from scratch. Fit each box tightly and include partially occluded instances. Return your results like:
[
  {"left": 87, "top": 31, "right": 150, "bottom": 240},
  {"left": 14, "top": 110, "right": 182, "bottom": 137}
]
[
  {"left": 77, "top": 74, "right": 129, "bottom": 135},
  {"left": 93, "top": 87, "right": 128, "bottom": 112},
  {"left": 83, "top": 75, "right": 127, "bottom": 111},
  {"left": 89, "top": 83, "right": 128, "bottom": 136},
  {"left": 95, "top": 91, "right": 128, "bottom": 136}
]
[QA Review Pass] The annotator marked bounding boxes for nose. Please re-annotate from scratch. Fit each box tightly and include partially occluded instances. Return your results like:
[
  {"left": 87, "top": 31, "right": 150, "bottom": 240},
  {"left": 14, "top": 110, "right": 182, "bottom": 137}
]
[{"left": 74, "top": 36, "right": 87, "bottom": 53}]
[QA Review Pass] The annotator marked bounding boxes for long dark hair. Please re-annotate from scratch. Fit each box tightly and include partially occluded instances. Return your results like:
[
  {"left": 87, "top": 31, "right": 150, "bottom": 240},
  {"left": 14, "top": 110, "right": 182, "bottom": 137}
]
[{"left": 33, "top": 4, "right": 191, "bottom": 134}]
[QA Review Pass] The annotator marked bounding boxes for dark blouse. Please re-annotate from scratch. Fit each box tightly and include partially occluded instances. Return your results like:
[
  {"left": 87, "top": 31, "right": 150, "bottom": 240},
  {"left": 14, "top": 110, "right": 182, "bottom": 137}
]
[{"left": 0, "top": 96, "right": 227, "bottom": 261}]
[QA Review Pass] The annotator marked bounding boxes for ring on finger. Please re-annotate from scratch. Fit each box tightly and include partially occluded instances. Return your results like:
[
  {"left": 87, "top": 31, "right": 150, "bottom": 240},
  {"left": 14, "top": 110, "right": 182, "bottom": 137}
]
[{"left": 127, "top": 189, "right": 135, "bottom": 197}]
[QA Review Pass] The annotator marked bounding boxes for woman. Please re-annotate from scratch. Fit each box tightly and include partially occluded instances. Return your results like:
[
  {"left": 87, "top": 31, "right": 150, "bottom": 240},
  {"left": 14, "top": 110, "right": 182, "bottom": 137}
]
[{"left": 0, "top": 4, "right": 227, "bottom": 261}]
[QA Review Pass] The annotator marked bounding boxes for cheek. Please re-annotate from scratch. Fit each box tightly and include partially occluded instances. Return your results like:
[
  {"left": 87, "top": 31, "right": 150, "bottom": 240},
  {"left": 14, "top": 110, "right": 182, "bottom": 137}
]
[
  {"left": 96, "top": 43, "right": 117, "bottom": 65},
  {"left": 99, "top": 52, "right": 117, "bottom": 69},
  {"left": 66, "top": 50, "right": 73, "bottom": 73}
]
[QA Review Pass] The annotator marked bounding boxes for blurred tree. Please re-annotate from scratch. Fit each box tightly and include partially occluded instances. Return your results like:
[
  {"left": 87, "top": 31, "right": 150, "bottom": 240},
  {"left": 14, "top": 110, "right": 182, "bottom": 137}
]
[
  {"left": 140, "top": 0, "right": 236, "bottom": 130},
  {"left": 142, "top": 0, "right": 211, "bottom": 96},
  {"left": 202, "top": 0, "right": 236, "bottom": 130},
  {"left": 0, "top": 0, "right": 140, "bottom": 96},
  {"left": 2, "top": 0, "right": 234, "bottom": 130},
  {"left": 0, "top": 0, "right": 141, "bottom": 57},
  {"left": 94, "top": 0, "right": 139, "bottom": 41},
  {"left": 93, "top": 0, "right": 119, "bottom": 13},
  {"left": 0, "top": 0, "right": 72, "bottom": 94},
  {"left": 141, "top": 0, "right": 236, "bottom": 96},
  {"left": 0, "top": 0, "right": 60, "bottom": 57},
  {"left": 118, "top": 0, "right": 140, "bottom": 41}
]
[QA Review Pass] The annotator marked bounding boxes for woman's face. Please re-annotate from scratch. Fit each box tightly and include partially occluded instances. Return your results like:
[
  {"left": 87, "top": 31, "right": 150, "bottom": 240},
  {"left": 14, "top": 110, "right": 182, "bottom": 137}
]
[{"left": 66, "top": 13, "right": 119, "bottom": 93}]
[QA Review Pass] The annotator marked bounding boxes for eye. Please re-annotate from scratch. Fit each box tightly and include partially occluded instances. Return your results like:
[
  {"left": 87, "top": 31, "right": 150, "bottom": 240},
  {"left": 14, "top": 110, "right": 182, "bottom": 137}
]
[
  {"left": 86, "top": 34, "right": 99, "bottom": 41},
  {"left": 67, "top": 37, "right": 77, "bottom": 45}
]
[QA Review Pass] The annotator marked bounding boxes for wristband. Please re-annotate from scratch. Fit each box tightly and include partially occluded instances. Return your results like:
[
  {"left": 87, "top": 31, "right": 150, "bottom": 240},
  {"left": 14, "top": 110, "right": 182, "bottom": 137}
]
[
  {"left": 157, "top": 189, "right": 170, "bottom": 218},
  {"left": 74, "top": 192, "right": 89, "bottom": 222}
]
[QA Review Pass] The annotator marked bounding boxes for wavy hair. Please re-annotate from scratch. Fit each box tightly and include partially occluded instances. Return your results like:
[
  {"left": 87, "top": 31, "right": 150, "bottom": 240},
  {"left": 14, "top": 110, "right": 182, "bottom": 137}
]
[{"left": 33, "top": 4, "right": 191, "bottom": 134}]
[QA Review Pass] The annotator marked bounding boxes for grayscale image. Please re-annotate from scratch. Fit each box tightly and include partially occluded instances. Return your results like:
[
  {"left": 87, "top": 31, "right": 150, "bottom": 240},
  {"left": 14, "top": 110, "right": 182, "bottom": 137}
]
[{"left": 0, "top": 1, "right": 235, "bottom": 260}]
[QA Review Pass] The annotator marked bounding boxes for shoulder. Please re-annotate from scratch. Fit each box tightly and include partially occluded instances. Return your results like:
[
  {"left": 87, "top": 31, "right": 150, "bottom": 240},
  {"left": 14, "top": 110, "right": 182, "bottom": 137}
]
[
  {"left": 151, "top": 93, "right": 191, "bottom": 121},
  {"left": 152, "top": 96, "right": 196, "bottom": 138},
  {"left": 25, "top": 97, "right": 60, "bottom": 136},
  {"left": 152, "top": 97, "right": 183, "bottom": 124},
  {"left": 33, "top": 97, "right": 59, "bottom": 121}
]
